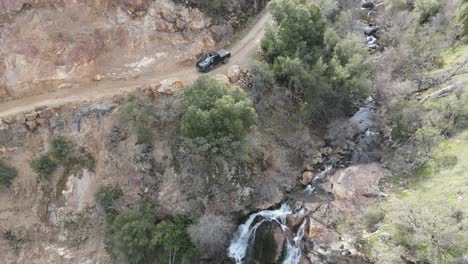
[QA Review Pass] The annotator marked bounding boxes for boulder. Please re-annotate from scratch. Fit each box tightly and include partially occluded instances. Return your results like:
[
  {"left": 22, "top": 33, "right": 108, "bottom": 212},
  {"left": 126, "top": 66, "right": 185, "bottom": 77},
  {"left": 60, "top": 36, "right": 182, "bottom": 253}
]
[
  {"left": 228, "top": 65, "right": 242, "bottom": 83},
  {"left": 154, "top": 79, "right": 186, "bottom": 95},
  {"left": 1, "top": 115, "right": 16, "bottom": 125},
  {"left": 321, "top": 163, "right": 390, "bottom": 210},
  {"left": 301, "top": 170, "right": 315, "bottom": 186},
  {"left": 305, "top": 217, "right": 340, "bottom": 245},
  {"left": 25, "top": 111, "right": 38, "bottom": 121},
  {"left": 250, "top": 220, "right": 288, "bottom": 263},
  {"left": 25, "top": 120, "right": 38, "bottom": 131},
  {"left": 287, "top": 214, "right": 306, "bottom": 231}
]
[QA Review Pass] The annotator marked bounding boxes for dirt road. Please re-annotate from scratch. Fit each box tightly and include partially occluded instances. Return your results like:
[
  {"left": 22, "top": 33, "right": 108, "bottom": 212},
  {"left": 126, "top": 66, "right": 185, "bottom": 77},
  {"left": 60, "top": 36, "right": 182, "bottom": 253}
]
[{"left": 0, "top": 11, "right": 271, "bottom": 118}]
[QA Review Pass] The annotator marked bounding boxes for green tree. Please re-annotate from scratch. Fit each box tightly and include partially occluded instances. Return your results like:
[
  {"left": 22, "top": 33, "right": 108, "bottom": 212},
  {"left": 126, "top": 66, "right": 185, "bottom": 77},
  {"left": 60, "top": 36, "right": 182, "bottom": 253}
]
[
  {"left": 119, "top": 95, "right": 156, "bottom": 144},
  {"left": 0, "top": 160, "right": 17, "bottom": 187},
  {"left": 261, "top": 0, "right": 326, "bottom": 63},
  {"left": 108, "top": 205, "right": 159, "bottom": 264},
  {"left": 180, "top": 76, "right": 257, "bottom": 148},
  {"left": 155, "top": 215, "right": 198, "bottom": 264}
]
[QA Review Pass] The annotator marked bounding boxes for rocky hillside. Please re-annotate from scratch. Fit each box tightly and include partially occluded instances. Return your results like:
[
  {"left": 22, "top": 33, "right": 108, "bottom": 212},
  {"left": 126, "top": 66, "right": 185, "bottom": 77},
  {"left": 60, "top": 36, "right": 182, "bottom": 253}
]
[{"left": 0, "top": 0, "right": 467, "bottom": 263}]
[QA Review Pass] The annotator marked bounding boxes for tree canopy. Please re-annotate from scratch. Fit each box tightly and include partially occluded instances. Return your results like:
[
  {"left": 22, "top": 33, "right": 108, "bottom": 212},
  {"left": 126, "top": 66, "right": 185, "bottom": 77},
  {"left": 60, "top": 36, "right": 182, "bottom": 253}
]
[{"left": 180, "top": 76, "right": 257, "bottom": 148}]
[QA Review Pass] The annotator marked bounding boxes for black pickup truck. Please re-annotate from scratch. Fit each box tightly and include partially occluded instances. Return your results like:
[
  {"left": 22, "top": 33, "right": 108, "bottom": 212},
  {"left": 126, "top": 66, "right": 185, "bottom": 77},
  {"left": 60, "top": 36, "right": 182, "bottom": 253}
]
[{"left": 196, "top": 49, "right": 231, "bottom": 72}]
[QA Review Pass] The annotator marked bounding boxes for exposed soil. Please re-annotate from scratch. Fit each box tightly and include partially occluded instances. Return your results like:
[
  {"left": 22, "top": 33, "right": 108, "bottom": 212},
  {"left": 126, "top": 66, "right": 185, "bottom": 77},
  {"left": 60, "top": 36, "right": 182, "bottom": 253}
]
[{"left": 0, "top": 11, "right": 271, "bottom": 118}]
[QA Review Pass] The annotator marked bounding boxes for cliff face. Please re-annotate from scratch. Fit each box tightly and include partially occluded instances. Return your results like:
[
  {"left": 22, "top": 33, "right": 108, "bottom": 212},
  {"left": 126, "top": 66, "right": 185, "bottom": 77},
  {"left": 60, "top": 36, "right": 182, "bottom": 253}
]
[{"left": 0, "top": 0, "right": 231, "bottom": 101}]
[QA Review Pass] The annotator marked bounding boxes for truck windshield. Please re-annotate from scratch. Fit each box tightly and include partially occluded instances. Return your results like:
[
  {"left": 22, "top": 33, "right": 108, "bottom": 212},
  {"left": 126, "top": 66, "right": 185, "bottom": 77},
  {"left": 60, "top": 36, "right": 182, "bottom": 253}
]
[{"left": 203, "top": 57, "right": 212, "bottom": 63}]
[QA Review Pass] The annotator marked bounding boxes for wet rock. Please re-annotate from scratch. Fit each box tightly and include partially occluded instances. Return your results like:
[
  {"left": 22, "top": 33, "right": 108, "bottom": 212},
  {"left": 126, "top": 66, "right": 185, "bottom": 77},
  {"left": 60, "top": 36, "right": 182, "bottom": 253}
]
[
  {"left": 250, "top": 220, "right": 288, "bottom": 263},
  {"left": 350, "top": 107, "right": 381, "bottom": 163},
  {"left": 287, "top": 214, "right": 306, "bottom": 231},
  {"left": 364, "top": 25, "right": 380, "bottom": 35},
  {"left": 301, "top": 171, "right": 315, "bottom": 186}
]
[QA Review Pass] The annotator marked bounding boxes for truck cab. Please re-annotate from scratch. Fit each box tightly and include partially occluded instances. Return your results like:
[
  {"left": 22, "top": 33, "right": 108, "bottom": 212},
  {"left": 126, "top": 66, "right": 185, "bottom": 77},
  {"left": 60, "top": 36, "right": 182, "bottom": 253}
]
[{"left": 196, "top": 49, "right": 231, "bottom": 72}]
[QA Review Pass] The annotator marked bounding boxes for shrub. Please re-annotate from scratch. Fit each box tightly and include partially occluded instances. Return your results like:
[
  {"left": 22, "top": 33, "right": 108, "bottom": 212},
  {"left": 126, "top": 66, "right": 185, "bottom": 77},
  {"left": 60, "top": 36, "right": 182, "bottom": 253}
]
[
  {"left": 363, "top": 206, "right": 385, "bottom": 231},
  {"left": 108, "top": 204, "right": 160, "bottom": 264},
  {"left": 188, "top": 213, "right": 235, "bottom": 260},
  {"left": 461, "top": 0, "right": 468, "bottom": 37},
  {"left": 180, "top": 76, "right": 257, "bottom": 149},
  {"left": 0, "top": 161, "right": 18, "bottom": 187},
  {"left": 107, "top": 204, "right": 197, "bottom": 264},
  {"left": 95, "top": 186, "right": 123, "bottom": 211},
  {"left": 31, "top": 155, "right": 57, "bottom": 178},
  {"left": 119, "top": 95, "right": 156, "bottom": 144},
  {"left": 414, "top": 0, "right": 441, "bottom": 24},
  {"left": 49, "top": 136, "right": 71, "bottom": 161}
]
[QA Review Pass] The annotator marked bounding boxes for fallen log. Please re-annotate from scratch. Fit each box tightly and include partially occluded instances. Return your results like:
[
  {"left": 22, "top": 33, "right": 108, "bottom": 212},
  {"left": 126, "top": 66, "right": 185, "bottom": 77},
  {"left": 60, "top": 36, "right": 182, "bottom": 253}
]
[{"left": 419, "top": 79, "right": 468, "bottom": 103}]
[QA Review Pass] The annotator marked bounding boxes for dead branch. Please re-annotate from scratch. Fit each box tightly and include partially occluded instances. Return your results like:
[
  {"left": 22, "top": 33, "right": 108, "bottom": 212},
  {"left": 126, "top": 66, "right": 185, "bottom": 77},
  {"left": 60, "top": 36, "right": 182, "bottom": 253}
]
[
  {"left": 413, "top": 59, "right": 468, "bottom": 94},
  {"left": 419, "top": 79, "right": 468, "bottom": 104}
]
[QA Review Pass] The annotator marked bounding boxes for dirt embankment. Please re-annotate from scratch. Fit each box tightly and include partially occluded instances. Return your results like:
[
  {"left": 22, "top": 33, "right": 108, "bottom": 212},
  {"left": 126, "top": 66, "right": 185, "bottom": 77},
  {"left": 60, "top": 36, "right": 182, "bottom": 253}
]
[{"left": 0, "top": 0, "right": 268, "bottom": 104}]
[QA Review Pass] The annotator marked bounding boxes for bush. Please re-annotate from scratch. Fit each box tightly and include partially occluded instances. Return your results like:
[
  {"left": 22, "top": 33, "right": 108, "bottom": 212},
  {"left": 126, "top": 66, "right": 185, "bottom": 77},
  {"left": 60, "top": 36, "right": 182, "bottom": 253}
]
[
  {"left": 414, "top": 0, "right": 441, "bottom": 24},
  {"left": 108, "top": 205, "right": 160, "bottom": 264},
  {"left": 461, "top": 0, "right": 468, "bottom": 37},
  {"left": 31, "top": 155, "right": 57, "bottom": 178},
  {"left": 95, "top": 186, "right": 123, "bottom": 211},
  {"left": 180, "top": 76, "right": 257, "bottom": 149},
  {"left": 188, "top": 214, "right": 235, "bottom": 260},
  {"left": 119, "top": 95, "right": 156, "bottom": 144},
  {"left": 363, "top": 206, "right": 385, "bottom": 231},
  {"left": 107, "top": 204, "right": 197, "bottom": 264},
  {"left": 49, "top": 136, "right": 71, "bottom": 161},
  {"left": 0, "top": 161, "right": 18, "bottom": 187}
]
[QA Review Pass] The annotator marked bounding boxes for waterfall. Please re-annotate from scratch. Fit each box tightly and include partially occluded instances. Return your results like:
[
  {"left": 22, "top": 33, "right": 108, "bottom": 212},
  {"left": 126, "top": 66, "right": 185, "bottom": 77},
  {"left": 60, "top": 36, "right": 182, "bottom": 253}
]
[
  {"left": 304, "top": 165, "right": 332, "bottom": 194},
  {"left": 282, "top": 219, "right": 308, "bottom": 264},
  {"left": 228, "top": 204, "right": 292, "bottom": 264},
  {"left": 228, "top": 203, "right": 311, "bottom": 264}
]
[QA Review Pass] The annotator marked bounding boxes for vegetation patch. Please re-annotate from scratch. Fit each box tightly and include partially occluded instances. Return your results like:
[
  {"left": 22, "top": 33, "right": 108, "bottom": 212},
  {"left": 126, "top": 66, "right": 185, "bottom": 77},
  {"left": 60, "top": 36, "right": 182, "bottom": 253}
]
[
  {"left": 31, "top": 155, "right": 57, "bottom": 179},
  {"left": 371, "top": 133, "right": 467, "bottom": 263},
  {"left": 0, "top": 160, "right": 18, "bottom": 187},
  {"left": 95, "top": 186, "right": 123, "bottom": 212},
  {"left": 106, "top": 204, "right": 198, "bottom": 264},
  {"left": 179, "top": 75, "right": 257, "bottom": 153},
  {"left": 119, "top": 94, "right": 156, "bottom": 145}
]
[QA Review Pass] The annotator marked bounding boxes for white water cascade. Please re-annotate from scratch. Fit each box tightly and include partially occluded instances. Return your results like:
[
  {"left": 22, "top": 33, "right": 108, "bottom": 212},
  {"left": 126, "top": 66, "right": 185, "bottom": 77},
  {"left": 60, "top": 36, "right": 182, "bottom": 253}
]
[
  {"left": 282, "top": 218, "right": 308, "bottom": 264},
  {"left": 228, "top": 203, "right": 309, "bottom": 264},
  {"left": 304, "top": 165, "right": 332, "bottom": 194}
]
